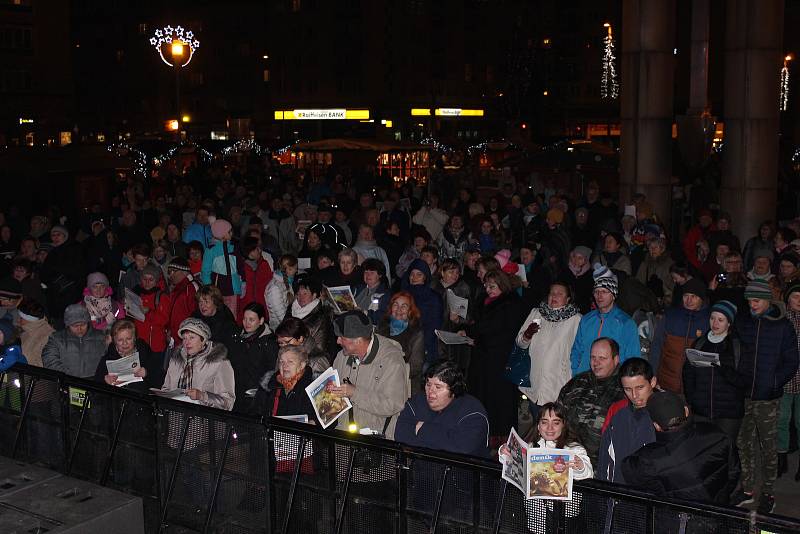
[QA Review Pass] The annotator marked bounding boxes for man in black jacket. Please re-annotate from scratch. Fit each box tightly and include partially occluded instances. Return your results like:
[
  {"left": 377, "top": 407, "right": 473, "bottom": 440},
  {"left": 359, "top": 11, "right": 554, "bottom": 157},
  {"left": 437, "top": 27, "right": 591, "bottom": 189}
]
[{"left": 621, "top": 391, "right": 740, "bottom": 506}]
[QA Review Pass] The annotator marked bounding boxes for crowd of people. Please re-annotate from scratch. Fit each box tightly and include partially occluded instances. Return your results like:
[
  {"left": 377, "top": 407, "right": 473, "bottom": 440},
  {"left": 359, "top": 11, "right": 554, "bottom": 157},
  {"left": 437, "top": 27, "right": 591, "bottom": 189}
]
[{"left": 0, "top": 164, "right": 798, "bottom": 519}]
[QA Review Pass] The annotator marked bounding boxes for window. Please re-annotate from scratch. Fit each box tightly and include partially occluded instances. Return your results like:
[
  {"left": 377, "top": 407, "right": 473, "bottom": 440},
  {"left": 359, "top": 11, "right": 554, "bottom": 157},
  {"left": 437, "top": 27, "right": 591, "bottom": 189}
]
[
  {"left": 0, "top": 69, "right": 31, "bottom": 92},
  {"left": 0, "top": 26, "right": 32, "bottom": 51},
  {"left": 263, "top": 69, "right": 270, "bottom": 82},
  {"left": 291, "top": 0, "right": 301, "bottom": 11},
  {"left": 138, "top": 23, "right": 147, "bottom": 35},
  {"left": 464, "top": 63, "right": 472, "bottom": 83}
]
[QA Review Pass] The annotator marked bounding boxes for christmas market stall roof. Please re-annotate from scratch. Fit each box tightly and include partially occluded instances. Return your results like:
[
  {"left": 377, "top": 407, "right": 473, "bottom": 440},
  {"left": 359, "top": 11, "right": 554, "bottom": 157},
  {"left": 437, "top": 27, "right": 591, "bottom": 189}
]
[{"left": 290, "top": 138, "right": 432, "bottom": 152}]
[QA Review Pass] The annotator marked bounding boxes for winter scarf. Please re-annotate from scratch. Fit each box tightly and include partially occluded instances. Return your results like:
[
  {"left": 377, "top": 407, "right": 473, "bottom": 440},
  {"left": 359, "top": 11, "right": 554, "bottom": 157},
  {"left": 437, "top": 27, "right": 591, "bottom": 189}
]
[
  {"left": 389, "top": 317, "right": 408, "bottom": 336},
  {"left": 291, "top": 298, "right": 320, "bottom": 320},
  {"left": 177, "top": 342, "right": 214, "bottom": 390},
  {"left": 83, "top": 288, "right": 115, "bottom": 322},
  {"left": 539, "top": 302, "right": 579, "bottom": 323},
  {"left": 276, "top": 366, "right": 305, "bottom": 393}
]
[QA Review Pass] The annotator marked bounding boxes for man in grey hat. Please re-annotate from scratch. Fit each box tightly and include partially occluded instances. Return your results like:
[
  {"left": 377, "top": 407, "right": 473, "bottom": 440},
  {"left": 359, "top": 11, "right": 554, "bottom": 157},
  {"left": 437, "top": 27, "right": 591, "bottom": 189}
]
[
  {"left": 328, "top": 310, "right": 410, "bottom": 439},
  {"left": 42, "top": 304, "right": 107, "bottom": 378}
]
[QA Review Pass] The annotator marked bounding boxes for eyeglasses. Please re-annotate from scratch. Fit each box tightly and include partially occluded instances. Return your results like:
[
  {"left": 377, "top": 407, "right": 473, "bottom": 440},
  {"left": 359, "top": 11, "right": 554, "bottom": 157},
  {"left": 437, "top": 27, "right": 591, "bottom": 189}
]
[{"left": 484, "top": 283, "right": 499, "bottom": 291}]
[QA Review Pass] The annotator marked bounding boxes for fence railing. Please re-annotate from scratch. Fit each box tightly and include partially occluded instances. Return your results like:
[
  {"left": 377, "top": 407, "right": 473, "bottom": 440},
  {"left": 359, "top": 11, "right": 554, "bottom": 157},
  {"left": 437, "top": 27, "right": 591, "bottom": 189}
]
[{"left": 1, "top": 363, "right": 798, "bottom": 534}]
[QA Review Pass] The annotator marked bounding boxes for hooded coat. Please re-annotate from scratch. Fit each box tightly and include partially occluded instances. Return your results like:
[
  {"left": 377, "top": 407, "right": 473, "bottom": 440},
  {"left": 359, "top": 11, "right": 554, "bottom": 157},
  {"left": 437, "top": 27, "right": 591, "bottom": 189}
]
[
  {"left": 651, "top": 304, "right": 711, "bottom": 394},
  {"left": 401, "top": 259, "right": 443, "bottom": 363}
]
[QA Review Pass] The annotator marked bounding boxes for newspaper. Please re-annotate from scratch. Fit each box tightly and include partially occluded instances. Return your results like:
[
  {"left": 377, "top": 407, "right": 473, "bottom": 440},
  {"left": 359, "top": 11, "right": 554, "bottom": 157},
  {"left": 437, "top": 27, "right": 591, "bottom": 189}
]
[
  {"left": 526, "top": 448, "right": 574, "bottom": 500},
  {"left": 502, "top": 429, "right": 575, "bottom": 500},
  {"left": 105, "top": 352, "right": 143, "bottom": 387},
  {"left": 446, "top": 289, "right": 469, "bottom": 320},
  {"left": 435, "top": 329, "right": 473, "bottom": 345},
  {"left": 685, "top": 348, "right": 720, "bottom": 367},
  {"left": 325, "top": 285, "right": 358, "bottom": 314},
  {"left": 305, "top": 367, "right": 352, "bottom": 429},
  {"left": 501, "top": 427, "right": 528, "bottom": 494},
  {"left": 125, "top": 288, "right": 146, "bottom": 321}
]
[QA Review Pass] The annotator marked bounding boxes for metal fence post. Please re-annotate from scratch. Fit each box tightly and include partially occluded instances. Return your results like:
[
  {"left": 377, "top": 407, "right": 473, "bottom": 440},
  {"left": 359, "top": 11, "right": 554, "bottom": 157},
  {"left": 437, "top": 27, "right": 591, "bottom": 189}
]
[
  {"left": 334, "top": 446, "right": 356, "bottom": 534},
  {"left": 430, "top": 465, "right": 451, "bottom": 534},
  {"left": 100, "top": 398, "right": 128, "bottom": 485},
  {"left": 11, "top": 375, "right": 36, "bottom": 460},
  {"left": 66, "top": 389, "right": 91, "bottom": 475},
  {"left": 397, "top": 450, "right": 408, "bottom": 534},
  {"left": 279, "top": 435, "right": 308, "bottom": 534},
  {"left": 158, "top": 414, "right": 192, "bottom": 534},
  {"left": 491, "top": 479, "right": 508, "bottom": 534},
  {"left": 202, "top": 425, "right": 233, "bottom": 533}
]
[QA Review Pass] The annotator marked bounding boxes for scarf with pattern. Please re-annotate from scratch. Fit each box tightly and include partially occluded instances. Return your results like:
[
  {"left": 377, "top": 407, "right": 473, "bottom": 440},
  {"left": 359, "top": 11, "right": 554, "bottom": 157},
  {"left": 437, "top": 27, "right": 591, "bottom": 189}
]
[
  {"left": 539, "top": 302, "right": 579, "bottom": 323},
  {"left": 177, "top": 341, "right": 214, "bottom": 390}
]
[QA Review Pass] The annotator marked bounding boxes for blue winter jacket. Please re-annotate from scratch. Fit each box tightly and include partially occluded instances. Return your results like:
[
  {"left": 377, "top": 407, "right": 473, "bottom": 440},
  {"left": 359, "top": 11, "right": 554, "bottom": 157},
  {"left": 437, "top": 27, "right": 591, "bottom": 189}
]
[
  {"left": 0, "top": 345, "right": 26, "bottom": 372},
  {"left": 201, "top": 240, "right": 243, "bottom": 296},
  {"left": 735, "top": 305, "right": 799, "bottom": 401},
  {"left": 569, "top": 305, "right": 640, "bottom": 375},
  {"left": 183, "top": 222, "right": 212, "bottom": 248},
  {"left": 597, "top": 398, "right": 656, "bottom": 483}
]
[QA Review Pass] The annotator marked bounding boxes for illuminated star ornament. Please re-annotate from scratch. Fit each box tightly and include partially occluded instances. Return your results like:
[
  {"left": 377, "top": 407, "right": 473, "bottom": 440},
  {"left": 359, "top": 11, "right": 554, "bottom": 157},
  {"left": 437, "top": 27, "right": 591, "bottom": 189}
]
[
  {"left": 601, "top": 23, "right": 619, "bottom": 100},
  {"left": 781, "top": 54, "right": 792, "bottom": 111},
  {"left": 149, "top": 25, "right": 200, "bottom": 67}
]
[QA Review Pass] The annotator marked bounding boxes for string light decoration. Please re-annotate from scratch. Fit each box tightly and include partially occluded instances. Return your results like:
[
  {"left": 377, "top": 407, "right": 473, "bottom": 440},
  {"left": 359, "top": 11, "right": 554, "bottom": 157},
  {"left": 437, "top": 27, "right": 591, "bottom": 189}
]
[
  {"left": 149, "top": 25, "right": 200, "bottom": 67},
  {"left": 781, "top": 54, "right": 793, "bottom": 111},
  {"left": 601, "top": 23, "right": 619, "bottom": 100}
]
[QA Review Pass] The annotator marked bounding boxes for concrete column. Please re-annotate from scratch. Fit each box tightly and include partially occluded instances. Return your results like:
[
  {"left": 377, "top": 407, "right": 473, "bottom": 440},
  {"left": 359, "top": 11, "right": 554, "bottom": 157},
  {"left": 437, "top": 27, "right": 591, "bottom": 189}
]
[
  {"left": 620, "top": 0, "right": 677, "bottom": 226},
  {"left": 688, "top": 0, "right": 710, "bottom": 114},
  {"left": 720, "top": 0, "right": 783, "bottom": 241}
]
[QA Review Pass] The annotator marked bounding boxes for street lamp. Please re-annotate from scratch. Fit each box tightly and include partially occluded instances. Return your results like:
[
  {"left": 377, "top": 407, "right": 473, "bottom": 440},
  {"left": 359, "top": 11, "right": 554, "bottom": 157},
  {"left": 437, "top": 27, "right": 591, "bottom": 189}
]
[{"left": 149, "top": 26, "right": 199, "bottom": 139}]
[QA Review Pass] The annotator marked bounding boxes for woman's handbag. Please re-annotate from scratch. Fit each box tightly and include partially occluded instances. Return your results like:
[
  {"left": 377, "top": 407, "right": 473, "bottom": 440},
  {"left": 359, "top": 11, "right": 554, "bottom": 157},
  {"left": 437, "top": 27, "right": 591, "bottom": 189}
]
[{"left": 502, "top": 342, "right": 531, "bottom": 387}]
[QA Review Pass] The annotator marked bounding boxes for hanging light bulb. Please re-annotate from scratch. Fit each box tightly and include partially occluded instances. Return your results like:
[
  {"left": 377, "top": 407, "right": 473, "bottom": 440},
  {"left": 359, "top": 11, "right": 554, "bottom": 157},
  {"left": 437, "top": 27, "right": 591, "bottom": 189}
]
[
  {"left": 781, "top": 54, "right": 793, "bottom": 111},
  {"left": 601, "top": 23, "right": 619, "bottom": 100}
]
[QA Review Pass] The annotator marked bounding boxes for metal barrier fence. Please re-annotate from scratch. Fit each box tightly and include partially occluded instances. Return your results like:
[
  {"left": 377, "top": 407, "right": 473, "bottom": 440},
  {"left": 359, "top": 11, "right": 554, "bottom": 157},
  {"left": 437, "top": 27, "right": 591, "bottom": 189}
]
[{"left": 1, "top": 363, "right": 799, "bottom": 534}]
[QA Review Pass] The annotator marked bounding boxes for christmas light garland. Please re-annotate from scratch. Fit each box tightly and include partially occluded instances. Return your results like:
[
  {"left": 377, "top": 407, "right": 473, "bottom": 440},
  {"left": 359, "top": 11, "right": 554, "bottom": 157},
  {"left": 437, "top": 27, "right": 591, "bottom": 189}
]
[
  {"left": 781, "top": 55, "right": 792, "bottom": 111},
  {"left": 601, "top": 23, "right": 619, "bottom": 100}
]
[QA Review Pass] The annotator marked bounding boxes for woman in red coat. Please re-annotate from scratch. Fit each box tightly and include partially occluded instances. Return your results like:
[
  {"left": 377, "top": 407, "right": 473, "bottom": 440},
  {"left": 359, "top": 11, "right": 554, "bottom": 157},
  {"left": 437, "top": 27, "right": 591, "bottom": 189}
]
[
  {"left": 238, "top": 236, "right": 273, "bottom": 324},
  {"left": 133, "top": 264, "right": 172, "bottom": 362}
]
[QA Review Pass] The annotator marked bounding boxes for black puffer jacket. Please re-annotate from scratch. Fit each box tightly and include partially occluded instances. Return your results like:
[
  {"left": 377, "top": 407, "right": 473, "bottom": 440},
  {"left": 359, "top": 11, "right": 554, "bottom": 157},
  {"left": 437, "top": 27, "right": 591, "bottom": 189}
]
[
  {"left": 621, "top": 419, "right": 740, "bottom": 505},
  {"left": 227, "top": 325, "right": 278, "bottom": 413},
  {"left": 192, "top": 306, "right": 237, "bottom": 348},
  {"left": 683, "top": 334, "right": 745, "bottom": 419}
]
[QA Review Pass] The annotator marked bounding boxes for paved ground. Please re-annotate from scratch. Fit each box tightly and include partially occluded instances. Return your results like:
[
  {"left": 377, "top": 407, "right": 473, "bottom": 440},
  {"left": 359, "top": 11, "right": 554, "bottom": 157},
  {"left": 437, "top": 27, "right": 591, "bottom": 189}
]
[{"left": 743, "top": 450, "right": 800, "bottom": 519}]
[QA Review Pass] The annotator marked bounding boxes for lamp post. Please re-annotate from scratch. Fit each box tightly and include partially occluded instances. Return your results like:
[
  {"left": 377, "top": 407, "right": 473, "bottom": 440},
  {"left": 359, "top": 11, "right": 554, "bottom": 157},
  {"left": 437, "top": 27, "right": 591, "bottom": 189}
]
[{"left": 150, "top": 26, "right": 199, "bottom": 140}]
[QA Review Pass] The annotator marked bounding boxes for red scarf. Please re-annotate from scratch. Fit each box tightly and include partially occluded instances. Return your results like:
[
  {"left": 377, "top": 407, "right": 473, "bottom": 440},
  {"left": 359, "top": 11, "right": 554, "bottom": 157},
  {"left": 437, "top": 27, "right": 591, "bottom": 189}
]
[{"left": 276, "top": 367, "right": 305, "bottom": 393}]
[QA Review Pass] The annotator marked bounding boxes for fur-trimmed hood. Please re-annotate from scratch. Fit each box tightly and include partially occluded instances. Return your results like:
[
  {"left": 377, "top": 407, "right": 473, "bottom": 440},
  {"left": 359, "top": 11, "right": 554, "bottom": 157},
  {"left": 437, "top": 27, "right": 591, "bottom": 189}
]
[{"left": 170, "top": 341, "right": 229, "bottom": 364}]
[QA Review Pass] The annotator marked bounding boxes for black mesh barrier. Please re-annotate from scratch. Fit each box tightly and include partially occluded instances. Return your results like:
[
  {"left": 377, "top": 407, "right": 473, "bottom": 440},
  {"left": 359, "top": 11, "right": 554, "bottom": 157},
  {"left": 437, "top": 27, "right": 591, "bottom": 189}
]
[{"left": 3, "top": 364, "right": 800, "bottom": 534}]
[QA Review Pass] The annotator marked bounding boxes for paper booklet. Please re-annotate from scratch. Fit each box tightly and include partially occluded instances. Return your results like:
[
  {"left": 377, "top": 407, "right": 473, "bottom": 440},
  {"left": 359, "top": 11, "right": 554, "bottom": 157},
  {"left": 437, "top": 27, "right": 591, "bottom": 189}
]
[
  {"left": 446, "top": 289, "right": 469, "bottom": 320},
  {"left": 502, "top": 428, "right": 575, "bottom": 500},
  {"left": 305, "top": 367, "right": 352, "bottom": 429},
  {"left": 325, "top": 285, "right": 358, "bottom": 314},
  {"left": 149, "top": 388, "right": 200, "bottom": 404},
  {"left": 298, "top": 257, "right": 312, "bottom": 271},
  {"left": 435, "top": 329, "right": 474, "bottom": 345},
  {"left": 124, "top": 288, "right": 146, "bottom": 321},
  {"left": 685, "top": 348, "right": 720, "bottom": 367},
  {"left": 516, "top": 263, "right": 527, "bottom": 283},
  {"left": 106, "top": 352, "right": 143, "bottom": 386}
]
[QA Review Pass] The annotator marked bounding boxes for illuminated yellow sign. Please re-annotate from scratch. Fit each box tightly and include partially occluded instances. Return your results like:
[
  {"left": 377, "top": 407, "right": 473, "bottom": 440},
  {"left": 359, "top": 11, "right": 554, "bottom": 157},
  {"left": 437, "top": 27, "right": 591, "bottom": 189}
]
[
  {"left": 435, "top": 108, "right": 484, "bottom": 117},
  {"left": 18, "top": 118, "right": 34, "bottom": 124},
  {"left": 274, "top": 109, "right": 370, "bottom": 120},
  {"left": 411, "top": 108, "right": 484, "bottom": 117}
]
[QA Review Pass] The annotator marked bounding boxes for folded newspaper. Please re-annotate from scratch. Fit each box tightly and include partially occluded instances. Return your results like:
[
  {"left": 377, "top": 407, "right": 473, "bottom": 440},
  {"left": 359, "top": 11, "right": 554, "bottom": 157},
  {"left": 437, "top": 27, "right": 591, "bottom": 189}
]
[
  {"left": 446, "top": 289, "right": 468, "bottom": 320},
  {"left": 435, "top": 329, "right": 473, "bottom": 345},
  {"left": 124, "top": 288, "right": 146, "bottom": 321},
  {"left": 325, "top": 285, "right": 358, "bottom": 314},
  {"left": 685, "top": 348, "right": 720, "bottom": 367},
  {"left": 106, "top": 352, "right": 143, "bottom": 387},
  {"left": 502, "top": 427, "right": 575, "bottom": 500},
  {"left": 305, "top": 367, "right": 352, "bottom": 429}
]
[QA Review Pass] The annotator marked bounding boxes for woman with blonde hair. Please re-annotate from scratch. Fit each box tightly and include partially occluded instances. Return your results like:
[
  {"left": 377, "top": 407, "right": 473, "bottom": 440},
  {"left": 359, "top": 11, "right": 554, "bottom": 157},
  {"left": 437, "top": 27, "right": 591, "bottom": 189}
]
[{"left": 265, "top": 254, "right": 298, "bottom": 330}]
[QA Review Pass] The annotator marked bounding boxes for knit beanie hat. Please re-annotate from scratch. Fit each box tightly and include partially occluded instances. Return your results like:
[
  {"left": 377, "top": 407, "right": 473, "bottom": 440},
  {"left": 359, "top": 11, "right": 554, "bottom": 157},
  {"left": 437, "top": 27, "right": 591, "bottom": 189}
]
[
  {"left": 87, "top": 272, "right": 110, "bottom": 288},
  {"left": 710, "top": 300, "right": 737, "bottom": 324},
  {"left": 167, "top": 257, "right": 191, "bottom": 272},
  {"left": 592, "top": 263, "right": 618, "bottom": 297},
  {"left": 494, "top": 249, "right": 511, "bottom": 269},
  {"left": 142, "top": 264, "right": 162, "bottom": 281},
  {"left": 784, "top": 280, "right": 800, "bottom": 304},
  {"left": 178, "top": 317, "right": 212, "bottom": 343},
  {"left": 50, "top": 225, "right": 69, "bottom": 240},
  {"left": 744, "top": 279, "right": 772, "bottom": 301},
  {"left": 64, "top": 304, "right": 90, "bottom": 326},
  {"left": 211, "top": 219, "right": 233, "bottom": 240},
  {"left": 681, "top": 278, "right": 707, "bottom": 302},
  {"left": 0, "top": 277, "right": 22, "bottom": 300},
  {"left": 572, "top": 246, "right": 592, "bottom": 260}
]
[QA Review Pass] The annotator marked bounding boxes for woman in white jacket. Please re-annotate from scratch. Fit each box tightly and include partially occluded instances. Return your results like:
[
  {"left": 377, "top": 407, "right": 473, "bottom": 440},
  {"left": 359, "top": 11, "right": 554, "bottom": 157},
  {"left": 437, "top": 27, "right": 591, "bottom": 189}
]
[
  {"left": 516, "top": 282, "right": 581, "bottom": 417},
  {"left": 500, "top": 402, "right": 592, "bottom": 534},
  {"left": 265, "top": 255, "right": 297, "bottom": 331}
]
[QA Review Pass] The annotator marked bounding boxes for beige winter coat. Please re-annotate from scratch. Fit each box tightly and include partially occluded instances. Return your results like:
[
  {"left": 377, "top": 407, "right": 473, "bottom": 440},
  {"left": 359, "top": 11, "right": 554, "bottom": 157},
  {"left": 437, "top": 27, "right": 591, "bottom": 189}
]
[
  {"left": 20, "top": 318, "right": 55, "bottom": 368},
  {"left": 162, "top": 342, "right": 235, "bottom": 411}
]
